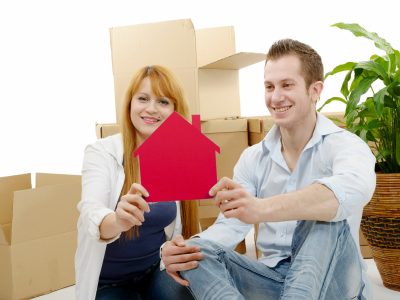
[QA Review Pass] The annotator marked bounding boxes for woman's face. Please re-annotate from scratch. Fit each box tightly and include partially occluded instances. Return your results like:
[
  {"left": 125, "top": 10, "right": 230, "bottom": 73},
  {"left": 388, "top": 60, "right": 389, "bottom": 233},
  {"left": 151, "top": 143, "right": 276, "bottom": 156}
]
[{"left": 130, "top": 77, "right": 175, "bottom": 144}]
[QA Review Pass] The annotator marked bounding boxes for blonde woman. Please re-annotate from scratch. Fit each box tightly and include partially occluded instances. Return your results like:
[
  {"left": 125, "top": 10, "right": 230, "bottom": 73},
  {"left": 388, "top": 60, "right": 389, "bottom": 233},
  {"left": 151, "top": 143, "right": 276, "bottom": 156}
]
[{"left": 75, "top": 65, "right": 198, "bottom": 300}]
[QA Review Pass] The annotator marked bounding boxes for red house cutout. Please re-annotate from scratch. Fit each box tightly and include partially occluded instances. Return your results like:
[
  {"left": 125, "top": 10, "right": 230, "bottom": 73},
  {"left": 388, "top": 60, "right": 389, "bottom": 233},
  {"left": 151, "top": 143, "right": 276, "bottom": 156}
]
[{"left": 133, "top": 112, "right": 220, "bottom": 202}]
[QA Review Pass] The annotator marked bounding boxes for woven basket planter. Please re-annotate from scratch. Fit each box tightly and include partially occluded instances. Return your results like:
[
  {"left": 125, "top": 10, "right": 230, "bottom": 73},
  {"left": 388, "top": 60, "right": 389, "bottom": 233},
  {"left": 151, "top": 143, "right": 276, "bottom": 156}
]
[{"left": 361, "top": 173, "right": 400, "bottom": 291}]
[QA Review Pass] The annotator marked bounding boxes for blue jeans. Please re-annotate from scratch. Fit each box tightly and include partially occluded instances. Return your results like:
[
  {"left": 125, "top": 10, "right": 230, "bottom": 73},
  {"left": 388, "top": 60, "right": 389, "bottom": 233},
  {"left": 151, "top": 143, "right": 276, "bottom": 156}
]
[
  {"left": 182, "top": 220, "right": 364, "bottom": 300},
  {"left": 96, "top": 261, "right": 194, "bottom": 300}
]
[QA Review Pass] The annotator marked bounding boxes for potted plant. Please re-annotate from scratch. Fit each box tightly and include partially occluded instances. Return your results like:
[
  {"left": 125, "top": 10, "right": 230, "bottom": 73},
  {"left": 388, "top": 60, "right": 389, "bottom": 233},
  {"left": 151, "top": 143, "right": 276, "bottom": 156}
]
[{"left": 319, "top": 23, "right": 400, "bottom": 291}]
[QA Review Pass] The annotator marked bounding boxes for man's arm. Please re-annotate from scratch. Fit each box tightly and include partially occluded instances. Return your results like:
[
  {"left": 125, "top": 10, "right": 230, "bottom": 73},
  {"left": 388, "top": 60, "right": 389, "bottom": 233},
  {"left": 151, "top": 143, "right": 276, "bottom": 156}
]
[{"left": 211, "top": 178, "right": 338, "bottom": 224}]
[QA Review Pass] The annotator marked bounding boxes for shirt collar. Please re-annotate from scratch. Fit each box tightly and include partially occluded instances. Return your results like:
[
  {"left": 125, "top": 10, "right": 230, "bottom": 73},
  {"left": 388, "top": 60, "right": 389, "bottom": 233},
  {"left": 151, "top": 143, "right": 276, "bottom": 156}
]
[{"left": 262, "top": 112, "right": 344, "bottom": 155}]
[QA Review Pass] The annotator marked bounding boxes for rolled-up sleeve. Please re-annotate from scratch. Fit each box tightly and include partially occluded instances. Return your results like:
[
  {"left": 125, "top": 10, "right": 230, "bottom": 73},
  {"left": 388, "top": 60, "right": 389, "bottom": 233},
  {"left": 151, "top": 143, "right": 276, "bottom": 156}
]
[
  {"left": 314, "top": 132, "right": 376, "bottom": 221},
  {"left": 77, "top": 143, "right": 121, "bottom": 243}
]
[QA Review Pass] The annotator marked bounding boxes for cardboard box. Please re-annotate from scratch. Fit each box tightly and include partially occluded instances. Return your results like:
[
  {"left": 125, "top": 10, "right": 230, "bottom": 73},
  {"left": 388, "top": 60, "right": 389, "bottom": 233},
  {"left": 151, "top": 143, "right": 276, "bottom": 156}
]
[
  {"left": 109, "top": 19, "right": 265, "bottom": 122},
  {"left": 95, "top": 123, "right": 120, "bottom": 139},
  {"left": 247, "top": 116, "right": 275, "bottom": 146},
  {"left": 0, "top": 173, "right": 81, "bottom": 300}
]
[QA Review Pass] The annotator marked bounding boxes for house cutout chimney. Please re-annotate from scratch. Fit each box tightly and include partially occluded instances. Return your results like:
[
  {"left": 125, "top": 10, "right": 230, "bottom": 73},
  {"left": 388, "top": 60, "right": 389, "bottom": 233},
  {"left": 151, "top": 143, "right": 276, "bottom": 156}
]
[{"left": 192, "top": 114, "right": 200, "bottom": 131}]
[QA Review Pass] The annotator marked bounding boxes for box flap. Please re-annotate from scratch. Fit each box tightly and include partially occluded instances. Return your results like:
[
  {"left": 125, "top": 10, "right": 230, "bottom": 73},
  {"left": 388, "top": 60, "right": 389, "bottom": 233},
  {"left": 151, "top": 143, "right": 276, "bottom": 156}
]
[
  {"left": 200, "top": 52, "right": 265, "bottom": 70},
  {"left": 247, "top": 118, "right": 262, "bottom": 133},
  {"left": 35, "top": 173, "right": 81, "bottom": 188},
  {"left": 0, "top": 223, "right": 11, "bottom": 245},
  {"left": 95, "top": 123, "right": 120, "bottom": 139},
  {"left": 196, "top": 26, "right": 236, "bottom": 67},
  {"left": 109, "top": 19, "right": 198, "bottom": 121},
  {"left": 0, "top": 174, "right": 31, "bottom": 225},
  {"left": 11, "top": 182, "right": 81, "bottom": 244},
  {"left": 201, "top": 118, "right": 247, "bottom": 134}
]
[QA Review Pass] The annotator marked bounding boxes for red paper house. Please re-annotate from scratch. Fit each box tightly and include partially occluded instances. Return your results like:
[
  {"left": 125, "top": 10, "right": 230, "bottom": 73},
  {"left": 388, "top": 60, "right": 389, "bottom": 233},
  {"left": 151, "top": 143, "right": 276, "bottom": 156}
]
[{"left": 133, "top": 112, "right": 220, "bottom": 202}]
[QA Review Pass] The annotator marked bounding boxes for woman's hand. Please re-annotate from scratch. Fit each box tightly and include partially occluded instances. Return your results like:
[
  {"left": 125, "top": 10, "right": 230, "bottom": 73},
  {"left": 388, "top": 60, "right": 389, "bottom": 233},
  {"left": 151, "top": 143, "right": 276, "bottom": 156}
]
[
  {"left": 162, "top": 235, "right": 203, "bottom": 286},
  {"left": 100, "top": 183, "right": 150, "bottom": 239},
  {"left": 114, "top": 183, "right": 150, "bottom": 232}
]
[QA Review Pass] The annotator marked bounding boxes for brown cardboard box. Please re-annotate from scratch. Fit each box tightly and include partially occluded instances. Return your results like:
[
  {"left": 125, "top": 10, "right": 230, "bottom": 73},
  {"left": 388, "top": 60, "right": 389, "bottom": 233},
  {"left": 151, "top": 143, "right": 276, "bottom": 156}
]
[
  {"left": 0, "top": 173, "right": 81, "bottom": 300},
  {"left": 247, "top": 116, "right": 274, "bottom": 146},
  {"left": 109, "top": 19, "right": 265, "bottom": 122},
  {"left": 95, "top": 123, "right": 120, "bottom": 139}
]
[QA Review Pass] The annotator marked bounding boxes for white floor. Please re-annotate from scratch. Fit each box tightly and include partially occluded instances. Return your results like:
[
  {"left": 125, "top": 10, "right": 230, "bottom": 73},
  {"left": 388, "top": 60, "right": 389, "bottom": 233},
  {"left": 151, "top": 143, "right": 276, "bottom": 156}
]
[{"left": 33, "top": 259, "right": 399, "bottom": 300}]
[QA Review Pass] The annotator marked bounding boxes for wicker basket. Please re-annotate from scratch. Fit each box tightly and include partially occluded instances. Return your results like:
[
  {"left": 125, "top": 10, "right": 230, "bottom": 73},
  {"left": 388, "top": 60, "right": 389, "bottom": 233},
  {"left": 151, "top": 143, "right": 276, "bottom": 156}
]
[{"left": 361, "top": 173, "right": 400, "bottom": 291}]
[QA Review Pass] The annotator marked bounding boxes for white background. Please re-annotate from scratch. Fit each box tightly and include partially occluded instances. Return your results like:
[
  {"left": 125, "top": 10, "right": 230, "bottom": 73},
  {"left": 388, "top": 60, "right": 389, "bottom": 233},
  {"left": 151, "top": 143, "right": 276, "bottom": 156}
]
[{"left": 1, "top": 0, "right": 398, "bottom": 177}]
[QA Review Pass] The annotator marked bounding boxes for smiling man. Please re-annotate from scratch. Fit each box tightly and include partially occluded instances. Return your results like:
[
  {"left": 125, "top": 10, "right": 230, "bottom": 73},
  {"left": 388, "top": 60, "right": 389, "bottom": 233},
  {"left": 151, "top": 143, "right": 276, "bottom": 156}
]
[{"left": 161, "top": 39, "right": 376, "bottom": 300}]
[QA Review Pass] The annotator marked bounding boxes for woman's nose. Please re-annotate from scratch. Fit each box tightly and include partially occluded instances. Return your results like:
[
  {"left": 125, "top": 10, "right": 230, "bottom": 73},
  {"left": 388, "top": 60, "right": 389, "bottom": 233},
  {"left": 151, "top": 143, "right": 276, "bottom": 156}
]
[{"left": 145, "top": 99, "right": 157, "bottom": 112}]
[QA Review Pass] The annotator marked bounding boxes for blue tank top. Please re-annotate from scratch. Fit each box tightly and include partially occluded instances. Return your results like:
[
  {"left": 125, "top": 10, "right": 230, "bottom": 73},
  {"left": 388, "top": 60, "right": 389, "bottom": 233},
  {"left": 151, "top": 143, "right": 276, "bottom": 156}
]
[{"left": 99, "top": 201, "right": 177, "bottom": 283}]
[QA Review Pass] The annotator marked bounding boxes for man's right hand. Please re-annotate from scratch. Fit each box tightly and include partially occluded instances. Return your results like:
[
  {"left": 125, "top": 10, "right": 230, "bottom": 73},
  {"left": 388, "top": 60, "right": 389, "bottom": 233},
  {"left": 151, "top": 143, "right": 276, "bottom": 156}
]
[{"left": 162, "top": 234, "right": 203, "bottom": 286}]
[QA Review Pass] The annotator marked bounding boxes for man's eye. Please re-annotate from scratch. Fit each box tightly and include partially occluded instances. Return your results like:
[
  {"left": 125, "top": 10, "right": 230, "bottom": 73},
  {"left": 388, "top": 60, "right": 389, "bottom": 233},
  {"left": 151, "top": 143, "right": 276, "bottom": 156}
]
[{"left": 265, "top": 85, "right": 273, "bottom": 91}]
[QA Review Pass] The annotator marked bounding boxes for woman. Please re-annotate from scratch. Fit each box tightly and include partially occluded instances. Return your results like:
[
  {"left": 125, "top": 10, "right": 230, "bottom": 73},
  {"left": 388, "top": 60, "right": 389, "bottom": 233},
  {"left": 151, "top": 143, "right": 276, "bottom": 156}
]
[{"left": 75, "top": 65, "right": 198, "bottom": 300}]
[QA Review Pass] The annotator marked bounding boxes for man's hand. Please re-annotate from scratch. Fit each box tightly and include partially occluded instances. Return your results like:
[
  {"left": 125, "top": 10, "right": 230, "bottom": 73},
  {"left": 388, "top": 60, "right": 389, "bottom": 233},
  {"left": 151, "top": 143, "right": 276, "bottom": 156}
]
[
  {"left": 209, "top": 177, "right": 262, "bottom": 224},
  {"left": 162, "top": 235, "right": 203, "bottom": 286}
]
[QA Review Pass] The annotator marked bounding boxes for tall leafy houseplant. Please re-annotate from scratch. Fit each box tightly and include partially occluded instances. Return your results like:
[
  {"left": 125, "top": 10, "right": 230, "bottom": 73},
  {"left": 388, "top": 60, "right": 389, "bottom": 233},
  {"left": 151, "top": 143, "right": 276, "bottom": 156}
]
[
  {"left": 319, "top": 23, "right": 400, "bottom": 172},
  {"left": 320, "top": 23, "right": 400, "bottom": 291}
]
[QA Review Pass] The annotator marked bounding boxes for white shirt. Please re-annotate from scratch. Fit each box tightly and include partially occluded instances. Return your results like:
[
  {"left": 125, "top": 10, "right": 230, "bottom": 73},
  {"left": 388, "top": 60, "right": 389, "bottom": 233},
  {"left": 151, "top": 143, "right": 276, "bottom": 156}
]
[
  {"left": 199, "top": 113, "right": 376, "bottom": 298},
  {"left": 75, "top": 134, "right": 182, "bottom": 300}
]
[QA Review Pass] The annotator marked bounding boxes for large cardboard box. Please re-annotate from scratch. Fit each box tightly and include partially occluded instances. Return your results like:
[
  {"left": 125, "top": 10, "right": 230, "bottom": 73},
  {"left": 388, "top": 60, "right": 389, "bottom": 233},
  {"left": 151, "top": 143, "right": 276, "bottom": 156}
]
[
  {"left": 0, "top": 173, "right": 81, "bottom": 300},
  {"left": 109, "top": 19, "right": 265, "bottom": 122}
]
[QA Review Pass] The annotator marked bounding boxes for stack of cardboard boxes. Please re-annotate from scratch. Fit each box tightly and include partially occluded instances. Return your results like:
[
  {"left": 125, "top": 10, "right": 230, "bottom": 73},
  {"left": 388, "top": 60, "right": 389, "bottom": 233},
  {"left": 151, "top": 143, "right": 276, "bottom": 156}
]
[{"left": 0, "top": 173, "right": 81, "bottom": 299}]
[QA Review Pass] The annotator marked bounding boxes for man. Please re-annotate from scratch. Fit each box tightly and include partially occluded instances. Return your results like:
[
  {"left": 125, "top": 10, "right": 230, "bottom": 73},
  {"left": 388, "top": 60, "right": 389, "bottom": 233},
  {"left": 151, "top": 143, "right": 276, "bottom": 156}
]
[{"left": 161, "top": 39, "right": 376, "bottom": 299}]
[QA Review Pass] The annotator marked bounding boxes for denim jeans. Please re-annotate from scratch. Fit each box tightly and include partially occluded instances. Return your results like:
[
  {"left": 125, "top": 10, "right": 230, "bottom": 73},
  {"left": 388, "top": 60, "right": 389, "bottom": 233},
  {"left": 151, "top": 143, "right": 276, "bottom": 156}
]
[
  {"left": 182, "top": 220, "right": 364, "bottom": 300},
  {"left": 96, "top": 261, "right": 194, "bottom": 300}
]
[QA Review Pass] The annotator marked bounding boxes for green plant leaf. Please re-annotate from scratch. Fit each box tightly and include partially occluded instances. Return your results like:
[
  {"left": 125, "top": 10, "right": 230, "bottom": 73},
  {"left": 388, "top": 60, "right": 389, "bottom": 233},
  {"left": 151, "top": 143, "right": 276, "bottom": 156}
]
[
  {"left": 332, "top": 23, "right": 394, "bottom": 55},
  {"left": 340, "top": 71, "right": 352, "bottom": 98},
  {"left": 355, "top": 61, "right": 390, "bottom": 84},
  {"left": 317, "top": 97, "right": 347, "bottom": 111},
  {"left": 346, "top": 76, "right": 377, "bottom": 114},
  {"left": 373, "top": 88, "right": 387, "bottom": 116},
  {"left": 325, "top": 62, "right": 356, "bottom": 78},
  {"left": 386, "top": 81, "right": 400, "bottom": 97}
]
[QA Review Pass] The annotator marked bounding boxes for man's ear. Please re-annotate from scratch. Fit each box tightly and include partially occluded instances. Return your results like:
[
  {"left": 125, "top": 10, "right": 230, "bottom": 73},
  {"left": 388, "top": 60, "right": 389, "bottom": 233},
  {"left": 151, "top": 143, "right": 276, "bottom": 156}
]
[{"left": 310, "top": 81, "right": 324, "bottom": 103}]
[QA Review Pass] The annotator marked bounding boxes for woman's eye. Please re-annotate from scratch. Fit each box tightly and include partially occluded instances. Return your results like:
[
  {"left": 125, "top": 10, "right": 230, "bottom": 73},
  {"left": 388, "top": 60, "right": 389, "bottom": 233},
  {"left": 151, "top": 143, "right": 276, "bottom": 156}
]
[
  {"left": 159, "top": 98, "right": 171, "bottom": 105},
  {"left": 138, "top": 96, "right": 148, "bottom": 102}
]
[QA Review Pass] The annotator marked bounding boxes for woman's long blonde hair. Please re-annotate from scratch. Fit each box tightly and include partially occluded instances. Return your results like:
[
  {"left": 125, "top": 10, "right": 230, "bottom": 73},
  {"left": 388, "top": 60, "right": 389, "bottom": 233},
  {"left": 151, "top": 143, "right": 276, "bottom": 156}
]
[{"left": 120, "top": 65, "right": 199, "bottom": 239}]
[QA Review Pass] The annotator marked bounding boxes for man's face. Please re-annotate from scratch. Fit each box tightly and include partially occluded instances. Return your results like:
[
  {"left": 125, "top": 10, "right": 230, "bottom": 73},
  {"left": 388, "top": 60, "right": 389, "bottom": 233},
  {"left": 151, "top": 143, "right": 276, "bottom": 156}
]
[{"left": 264, "top": 55, "right": 319, "bottom": 130}]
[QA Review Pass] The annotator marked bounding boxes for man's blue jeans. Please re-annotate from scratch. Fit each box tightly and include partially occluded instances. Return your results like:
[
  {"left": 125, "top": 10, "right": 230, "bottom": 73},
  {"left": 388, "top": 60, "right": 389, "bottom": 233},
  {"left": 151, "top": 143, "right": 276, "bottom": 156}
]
[{"left": 182, "top": 220, "right": 364, "bottom": 300}]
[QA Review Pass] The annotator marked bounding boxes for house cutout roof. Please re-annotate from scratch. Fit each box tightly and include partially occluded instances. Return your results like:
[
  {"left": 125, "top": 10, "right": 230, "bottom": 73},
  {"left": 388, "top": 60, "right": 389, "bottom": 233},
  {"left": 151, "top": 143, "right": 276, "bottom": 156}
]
[{"left": 134, "top": 112, "right": 220, "bottom": 202}]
